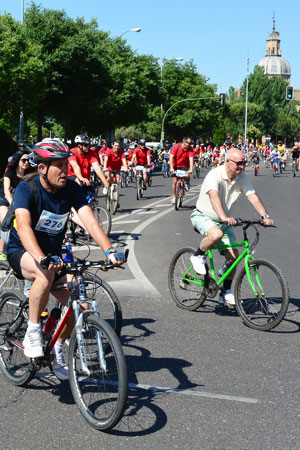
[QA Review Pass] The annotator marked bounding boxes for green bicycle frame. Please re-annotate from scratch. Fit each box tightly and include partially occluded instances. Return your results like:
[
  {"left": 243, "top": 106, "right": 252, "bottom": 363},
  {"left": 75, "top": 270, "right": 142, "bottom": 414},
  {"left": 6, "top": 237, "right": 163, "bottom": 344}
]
[{"left": 182, "top": 239, "right": 261, "bottom": 296}]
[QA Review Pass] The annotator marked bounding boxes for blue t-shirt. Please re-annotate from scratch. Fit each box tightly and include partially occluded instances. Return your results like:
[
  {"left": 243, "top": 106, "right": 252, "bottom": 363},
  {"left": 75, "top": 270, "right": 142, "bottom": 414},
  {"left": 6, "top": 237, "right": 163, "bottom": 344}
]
[{"left": 6, "top": 176, "right": 87, "bottom": 255}]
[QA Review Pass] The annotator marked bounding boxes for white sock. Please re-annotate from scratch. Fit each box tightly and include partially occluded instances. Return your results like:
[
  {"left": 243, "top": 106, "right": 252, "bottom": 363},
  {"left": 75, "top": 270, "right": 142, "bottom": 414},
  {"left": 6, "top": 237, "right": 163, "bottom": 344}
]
[
  {"left": 54, "top": 343, "right": 63, "bottom": 354},
  {"left": 27, "top": 321, "right": 41, "bottom": 333}
]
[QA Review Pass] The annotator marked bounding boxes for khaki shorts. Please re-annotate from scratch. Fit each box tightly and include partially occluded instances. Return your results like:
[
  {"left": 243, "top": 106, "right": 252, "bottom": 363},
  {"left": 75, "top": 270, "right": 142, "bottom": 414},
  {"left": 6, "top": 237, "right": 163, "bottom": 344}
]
[{"left": 190, "top": 209, "right": 236, "bottom": 249}]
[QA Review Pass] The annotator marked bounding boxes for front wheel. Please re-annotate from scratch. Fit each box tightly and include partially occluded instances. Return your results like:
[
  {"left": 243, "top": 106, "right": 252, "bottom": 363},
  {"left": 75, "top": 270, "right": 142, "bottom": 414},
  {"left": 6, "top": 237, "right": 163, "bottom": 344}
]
[
  {"left": 93, "top": 206, "right": 112, "bottom": 236},
  {"left": 136, "top": 177, "right": 143, "bottom": 200},
  {"left": 168, "top": 247, "right": 206, "bottom": 310},
  {"left": 175, "top": 182, "right": 181, "bottom": 210},
  {"left": 235, "top": 259, "right": 289, "bottom": 331},
  {"left": 0, "top": 291, "right": 35, "bottom": 386},
  {"left": 68, "top": 315, "right": 128, "bottom": 431},
  {"left": 110, "top": 184, "right": 119, "bottom": 215}
]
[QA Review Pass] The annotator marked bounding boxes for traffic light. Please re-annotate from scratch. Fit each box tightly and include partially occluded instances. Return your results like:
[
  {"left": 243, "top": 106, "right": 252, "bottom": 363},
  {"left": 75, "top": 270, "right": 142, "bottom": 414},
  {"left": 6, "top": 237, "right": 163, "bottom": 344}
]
[
  {"left": 219, "top": 93, "right": 226, "bottom": 106},
  {"left": 286, "top": 86, "right": 293, "bottom": 100}
]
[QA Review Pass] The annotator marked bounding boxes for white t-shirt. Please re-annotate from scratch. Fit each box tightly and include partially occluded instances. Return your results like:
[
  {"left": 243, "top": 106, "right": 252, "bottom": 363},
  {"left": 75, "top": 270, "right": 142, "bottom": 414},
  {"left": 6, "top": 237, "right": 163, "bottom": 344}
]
[{"left": 196, "top": 165, "right": 255, "bottom": 221}]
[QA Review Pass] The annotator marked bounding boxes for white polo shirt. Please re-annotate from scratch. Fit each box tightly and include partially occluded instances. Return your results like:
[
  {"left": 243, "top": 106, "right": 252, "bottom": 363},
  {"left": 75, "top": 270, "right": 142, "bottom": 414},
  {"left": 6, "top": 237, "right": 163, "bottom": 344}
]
[{"left": 196, "top": 165, "right": 255, "bottom": 221}]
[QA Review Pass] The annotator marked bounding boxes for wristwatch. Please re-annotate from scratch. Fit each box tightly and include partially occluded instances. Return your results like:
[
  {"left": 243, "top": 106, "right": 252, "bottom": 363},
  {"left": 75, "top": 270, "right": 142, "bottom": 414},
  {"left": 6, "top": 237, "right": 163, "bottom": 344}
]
[{"left": 261, "top": 214, "right": 270, "bottom": 219}]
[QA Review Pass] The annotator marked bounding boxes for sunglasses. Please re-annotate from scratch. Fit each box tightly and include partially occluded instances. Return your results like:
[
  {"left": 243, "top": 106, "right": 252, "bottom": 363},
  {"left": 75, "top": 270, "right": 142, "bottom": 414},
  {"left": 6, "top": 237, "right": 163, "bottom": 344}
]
[
  {"left": 228, "top": 159, "right": 246, "bottom": 166},
  {"left": 20, "top": 158, "right": 29, "bottom": 163}
]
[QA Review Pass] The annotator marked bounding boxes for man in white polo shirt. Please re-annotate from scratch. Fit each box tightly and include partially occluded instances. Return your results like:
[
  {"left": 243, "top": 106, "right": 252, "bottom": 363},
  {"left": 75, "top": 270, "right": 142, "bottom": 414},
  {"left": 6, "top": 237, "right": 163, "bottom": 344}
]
[{"left": 190, "top": 147, "right": 273, "bottom": 306}]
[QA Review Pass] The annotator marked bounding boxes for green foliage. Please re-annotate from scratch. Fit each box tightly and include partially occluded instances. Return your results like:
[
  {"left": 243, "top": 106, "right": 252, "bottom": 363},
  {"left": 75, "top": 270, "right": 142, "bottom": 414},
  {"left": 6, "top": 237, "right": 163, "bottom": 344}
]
[
  {"left": 0, "top": 127, "right": 18, "bottom": 175},
  {"left": 213, "top": 127, "right": 226, "bottom": 144}
]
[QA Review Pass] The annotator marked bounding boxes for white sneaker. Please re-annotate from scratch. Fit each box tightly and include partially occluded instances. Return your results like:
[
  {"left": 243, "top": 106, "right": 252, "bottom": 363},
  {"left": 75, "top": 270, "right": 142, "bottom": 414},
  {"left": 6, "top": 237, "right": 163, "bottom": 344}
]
[
  {"left": 52, "top": 348, "right": 69, "bottom": 381},
  {"left": 223, "top": 289, "right": 235, "bottom": 307},
  {"left": 23, "top": 328, "right": 44, "bottom": 358},
  {"left": 103, "top": 187, "right": 108, "bottom": 195},
  {"left": 171, "top": 196, "right": 176, "bottom": 205},
  {"left": 190, "top": 254, "right": 206, "bottom": 275}
]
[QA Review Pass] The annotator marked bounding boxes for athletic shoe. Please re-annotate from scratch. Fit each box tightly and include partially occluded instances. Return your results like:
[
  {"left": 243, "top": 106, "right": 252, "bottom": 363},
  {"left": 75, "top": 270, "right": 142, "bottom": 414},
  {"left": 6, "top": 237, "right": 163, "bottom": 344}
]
[
  {"left": 23, "top": 328, "right": 44, "bottom": 358},
  {"left": 171, "top": 196, "right": 176, "bottom": 205},
  {"left": 103, "top": 187, "right": 108, "bottom": 195},
  {"left": 223, "top": 289, "right": 235, "bottom": 307},
  {"left": 190, "top": 254, "right": 206, "bottom": 275},
  {"left": 52, "top": 347, "right": 69, "bottom": 381}
]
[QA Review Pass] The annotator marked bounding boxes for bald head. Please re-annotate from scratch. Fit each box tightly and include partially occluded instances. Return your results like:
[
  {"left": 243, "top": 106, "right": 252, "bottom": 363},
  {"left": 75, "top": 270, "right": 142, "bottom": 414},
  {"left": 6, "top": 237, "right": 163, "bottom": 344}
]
[{"left": 227, "top": 147, "right": 245, "bottom": 160}]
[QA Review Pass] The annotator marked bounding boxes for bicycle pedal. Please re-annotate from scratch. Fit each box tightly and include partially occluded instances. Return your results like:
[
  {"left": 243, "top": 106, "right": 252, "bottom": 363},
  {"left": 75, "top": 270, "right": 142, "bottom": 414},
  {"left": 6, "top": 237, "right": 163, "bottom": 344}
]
[{"left": 40, "top": 310, "right": 49, "bottom": 319}]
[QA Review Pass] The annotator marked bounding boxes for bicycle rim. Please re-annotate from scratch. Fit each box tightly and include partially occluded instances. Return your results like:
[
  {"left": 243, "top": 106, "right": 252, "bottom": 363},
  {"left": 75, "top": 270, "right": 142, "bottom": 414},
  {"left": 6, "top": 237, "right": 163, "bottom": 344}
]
[
  {"left": 69, "top": 316, "right": 128, "bottom": 431},
  {"left": 94, "top": 206, "right": 112, "bottom": 236},
  {"left": 0, "top": 291, "right": 35, "bottom": 386},
  {"left": 168, "top": 248, "right": 206, "bottom": 310},
  {"left": 83, "top": 272, "right": 122, "bottom": 336},
  {"left": 235, "top": 259, "right": 289, "bottom": 331}
]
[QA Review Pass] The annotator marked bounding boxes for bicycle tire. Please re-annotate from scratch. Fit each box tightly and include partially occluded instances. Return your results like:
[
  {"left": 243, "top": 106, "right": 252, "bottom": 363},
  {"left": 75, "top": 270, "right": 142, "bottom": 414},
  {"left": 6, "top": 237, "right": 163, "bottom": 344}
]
[
  {"left": 196, "top": 167, "right": 200, "bottom": 178},
  {"left": 110, "top": 184, "right": 119, "bottom": 215},
  {"left": 0, "top": 261, "right": 25, "bottom": 294},
  {"left": 120, "top": 174, "right": 125, "bottom": 188},
  {"left": 235, "top": 259, "right": 289, "bottom": 331},
  {"left": 83, "top": 272, "right": 122, "bottom": 337},
  {"left": 0, "top": 291, "right": 36, "bottom": 386},
  {"left": 93, "top": 205, "right": 112, "bottom": 237},
  {"left": 148, "top": 176, "right": 152, "bottom": 187},
  {"left": 175, "top": 183, "right": 181, "bottom": 210},
  {"left": 106, "top": 190, "right": 111, "bottom": 211},
  {"left": 192, "top": 169, "right": 196, "bottom": 179},
  {"left": 168, "top": 247, "right": 206, "bottom": 310},
  {"left": 136, "top": 177, "right": 142, "bottom": 200},
  {"left": 68, "top": 315, "right": 128, "bottom": 431}
]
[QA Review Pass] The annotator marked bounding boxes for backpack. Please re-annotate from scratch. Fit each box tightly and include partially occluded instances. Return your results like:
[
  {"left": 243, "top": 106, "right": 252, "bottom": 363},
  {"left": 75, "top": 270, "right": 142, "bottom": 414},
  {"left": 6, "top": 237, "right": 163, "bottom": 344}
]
[{"left": 1, "top": 178, "right": 73, "bottom": 233}]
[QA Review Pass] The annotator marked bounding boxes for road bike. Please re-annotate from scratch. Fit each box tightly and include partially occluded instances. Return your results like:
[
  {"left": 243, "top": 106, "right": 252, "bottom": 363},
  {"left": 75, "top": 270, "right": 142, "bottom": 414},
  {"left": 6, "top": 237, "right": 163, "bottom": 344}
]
[
  {"left": 136, "top": 165, "right": 144, "bottom": 200},
  {"left": 173, "top": 170, "right": 187, "bottom": 211},
  {"left": 192, "top": 158, "right": 200, "bottom": 179},
  {"left": 168, "top": 219, "right": 289, "bottom": 331},
  {"left": 0, "top": 255, "right": 128, "bottom": 431},
  {"left": 105, "top": 171, "right": 120, "bottom": 215}
]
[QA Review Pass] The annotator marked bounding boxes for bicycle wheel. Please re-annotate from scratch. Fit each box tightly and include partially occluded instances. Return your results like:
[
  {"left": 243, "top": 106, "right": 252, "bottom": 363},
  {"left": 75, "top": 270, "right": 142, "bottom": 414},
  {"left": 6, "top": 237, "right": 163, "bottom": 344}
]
[
  {"left": 0, "top": 291, "right": 35, "bottom": 386},
  {"left": 196, "top": 167, "right": 200, "bottom": 178},
  {"left": 148, "top": 175, "right": 152, "bottom": 187},
  {"left": 136, "top": 177, "right": 142, "bottom": 200},
  {"left": 68, "top": 315, "right": 128, "bottom": 431},
  {"left": 110, "top": 185, "right": 119, "bottom": 215},
  {"left": 120, "top": 174, "right": 125, "bottom": 188},
  {"left": 93, "top": 205, "right": 112, "bottom": 237},
  {"left": 235, "top": 259, "right": 289, "bottom": 331},
  {"left": 0, "top": 261, "right": 25, "bottom": 294},
  {"left": 83, "top": 272, "right": 122, "bottom": 337},
  {"left": 168, "top": 247, "right": 206, "bottom": 310},
  {"left": 175, "top": 183, "right": 181, "bottom": 210},
  {"left": 192, "top": 168, "right": 196, "bottom": 179},
  {"left": 106, "top": 190, "right": 111, "bottom": 211}
]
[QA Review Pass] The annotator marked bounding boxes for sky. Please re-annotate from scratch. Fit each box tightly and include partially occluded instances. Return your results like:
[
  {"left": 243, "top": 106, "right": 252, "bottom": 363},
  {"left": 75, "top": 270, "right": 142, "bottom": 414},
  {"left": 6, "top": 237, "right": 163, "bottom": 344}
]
[{"left": 2, "top": 0, "right": 300, "bottom": 93}]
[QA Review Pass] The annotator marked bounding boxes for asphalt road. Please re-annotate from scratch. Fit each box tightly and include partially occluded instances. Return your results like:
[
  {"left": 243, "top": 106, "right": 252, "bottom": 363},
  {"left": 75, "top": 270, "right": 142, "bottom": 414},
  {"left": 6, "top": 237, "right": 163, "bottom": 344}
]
[{"left": 1, "top": 160, "right": 300, "bottom": 450}]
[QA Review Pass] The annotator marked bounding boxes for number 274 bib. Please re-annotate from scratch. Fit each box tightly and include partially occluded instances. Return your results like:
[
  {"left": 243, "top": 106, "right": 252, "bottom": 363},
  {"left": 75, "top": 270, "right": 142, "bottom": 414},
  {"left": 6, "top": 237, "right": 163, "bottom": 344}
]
[{"left": 35, "top": 210, "right": 69, "bottom": 235}]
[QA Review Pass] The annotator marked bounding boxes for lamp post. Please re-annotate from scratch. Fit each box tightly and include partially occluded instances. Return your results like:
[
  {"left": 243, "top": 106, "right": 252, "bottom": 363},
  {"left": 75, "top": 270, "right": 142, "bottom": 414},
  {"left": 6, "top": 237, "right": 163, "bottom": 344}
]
[
  {"left": 19, "top": 0, "right": 25, "bottom": 142},
  {"left": 118, "top": 28, "right": 142, "bottom": 38},
  {"left": 244, "top": 56, "right": 249, "bottom": 146},
  {"left": 160, "top": 57, "right": 184, "bottom": 147}
]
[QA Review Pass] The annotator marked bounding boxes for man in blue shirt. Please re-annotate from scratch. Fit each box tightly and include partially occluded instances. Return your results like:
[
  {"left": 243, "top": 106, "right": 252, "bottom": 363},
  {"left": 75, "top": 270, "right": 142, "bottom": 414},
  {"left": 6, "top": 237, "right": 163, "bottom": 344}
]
[{"left": 6, "top": 139, "right": 125, "bottom": 380}]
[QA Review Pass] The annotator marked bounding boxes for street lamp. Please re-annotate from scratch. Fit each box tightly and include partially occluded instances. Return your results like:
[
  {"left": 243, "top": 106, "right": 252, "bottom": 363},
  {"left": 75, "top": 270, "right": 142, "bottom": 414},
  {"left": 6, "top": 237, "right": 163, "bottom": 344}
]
[
  {"left": 160, "top": 57, "right": 184, "bottom": 146},
  {"left": 118, "top": 28, "right": 142, "bottom": 38},
  {"left": 19, "top": 0, "right": 25, "bottom": 142},
  {"left": 244, "top": 55, "right": 249, "bottom": 146}
]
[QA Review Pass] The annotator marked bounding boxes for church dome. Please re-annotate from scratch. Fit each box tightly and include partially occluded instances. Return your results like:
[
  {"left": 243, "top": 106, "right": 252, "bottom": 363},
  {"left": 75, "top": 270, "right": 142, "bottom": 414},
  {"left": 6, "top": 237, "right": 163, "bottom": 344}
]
[{"left": 258, "top": 55, "right": 291, "bottom": 79}]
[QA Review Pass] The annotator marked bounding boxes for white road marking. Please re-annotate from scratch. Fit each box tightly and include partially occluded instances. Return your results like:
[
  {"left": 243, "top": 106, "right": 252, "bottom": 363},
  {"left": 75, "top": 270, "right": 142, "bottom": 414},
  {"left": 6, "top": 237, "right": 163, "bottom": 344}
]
[
  {"left": 112, "top": 219, "right": 140, "bottom": 225},
  {"left": 108, "top": 279, "right": 152, "bottom": 297},
  {"left": 136, "top": 210, "right": 158, "bottom": 215},
  {"left": 128, "top": 382, "right": 260, "bottom": 404}
]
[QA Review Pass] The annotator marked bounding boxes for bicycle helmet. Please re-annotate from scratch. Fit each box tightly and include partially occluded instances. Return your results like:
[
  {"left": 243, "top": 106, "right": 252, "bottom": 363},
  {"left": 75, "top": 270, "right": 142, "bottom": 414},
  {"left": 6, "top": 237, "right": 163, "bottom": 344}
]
[
  {"left": 74, "top": 134, "right": 90, "bottom": 145},
  {"left": 33, "top": 139, "right": 73, "bottom": 164},
  {"left": 138, "top": 139, "right": 146, "bottom": 145},
  {"left": 224, "top": 139, "right": 232, "bottom": 146}
]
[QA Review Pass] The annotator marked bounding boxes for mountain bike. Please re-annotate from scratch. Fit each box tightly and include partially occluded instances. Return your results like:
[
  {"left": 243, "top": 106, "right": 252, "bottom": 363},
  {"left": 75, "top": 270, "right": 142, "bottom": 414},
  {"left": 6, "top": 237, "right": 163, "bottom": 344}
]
[
  {"left": 162, "top": 160, "right": 170, "bottom": 178},
  {"left": 292, "top": 159, "right": 298, "bottom": 177},
  {"left": 173, "top": 170, "right": 187, "bottom": 211},
  {"left": 192, "top": 158, "right": 200, "bottom": 178},
  {"left": 105, "top": 171, "right": 120, "bottom": 215},
  {"left": 168, "top": 219, "right": 289, "bottom": 331},
  {"left": 0, "top": 255, "right": 128, "bottom": 431}
]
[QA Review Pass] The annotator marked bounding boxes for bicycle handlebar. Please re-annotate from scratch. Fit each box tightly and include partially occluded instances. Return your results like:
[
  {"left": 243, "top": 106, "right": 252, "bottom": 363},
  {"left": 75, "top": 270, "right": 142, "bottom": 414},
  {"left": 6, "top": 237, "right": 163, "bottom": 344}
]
[{"left": 222, "top": 219, "right": 276, "bottom": 228}]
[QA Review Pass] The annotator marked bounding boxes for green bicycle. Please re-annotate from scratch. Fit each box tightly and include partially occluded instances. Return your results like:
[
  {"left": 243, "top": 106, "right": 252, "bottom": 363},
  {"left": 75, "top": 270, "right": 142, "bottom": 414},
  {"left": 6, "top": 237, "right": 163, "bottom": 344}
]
[{"left": 168, "top": 219, "right": 289, "bottom": 331}]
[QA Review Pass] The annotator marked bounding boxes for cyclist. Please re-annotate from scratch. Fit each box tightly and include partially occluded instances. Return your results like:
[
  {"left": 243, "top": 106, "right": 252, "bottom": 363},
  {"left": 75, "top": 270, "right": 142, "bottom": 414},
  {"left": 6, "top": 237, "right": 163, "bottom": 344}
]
[
  {"left": 270, "top": 148, "right": 280, "bottom": 173},
  {"left": 251, "top": 149, "right": 260, "bottom": 174},
  {"left": 5, "top": 139, "right": 125, "bottom": 380},
  {"left": 160, "top": 147, "right": 171, "bottom": 173},
  {"left": 131, "top": 139, "right": 151, "bottom": 189},
  {"left": 212, "top": 147, "right": 221, "bottom": 167},
  {"left": 291, "top": 145, "right": 300, "bottom": 170},
  {"left": 169, "top": 137, "right": 194, "bottom": 204},
  {"left": 190, "top": 147, "right": 273, "bottom": 307},
  {"left": 103, "top": 140, "right": 128, "bottom": 188},
  {"left": 68, "top": 134, "right": 108, "bottom": 192}
]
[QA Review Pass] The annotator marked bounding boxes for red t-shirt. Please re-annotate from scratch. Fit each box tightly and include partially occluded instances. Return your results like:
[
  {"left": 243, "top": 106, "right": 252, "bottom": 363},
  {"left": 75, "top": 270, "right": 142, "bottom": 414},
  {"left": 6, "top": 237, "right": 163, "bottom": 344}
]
[
  {"left": 133, "top": 147, "right": 151, "bottom": 166},
  {"left": 105, "top": 149, "right": 126, "bottom": 172},
  {"left": 171, "top": 143, "right": 193, "bottom": 168},
  {"left": 68, "top": 147, "right": 98, "bottom": 179}
]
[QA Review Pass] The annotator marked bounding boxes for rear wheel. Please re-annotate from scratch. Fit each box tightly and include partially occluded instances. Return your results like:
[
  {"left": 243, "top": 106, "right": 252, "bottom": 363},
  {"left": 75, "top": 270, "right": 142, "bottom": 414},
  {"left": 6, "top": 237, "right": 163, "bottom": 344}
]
[
  {"left": 168, "top": 248, "right": 206, "bottom": 310},
  {"left": 93, "top": 205, "right": 112, "bottom": 236},
  {"left": 136, "top": 177, "right": 143, "bottom": 200},
  {"left": 175, "top": 182, "right": 181, "bottom": 210},
  {"left": 0, "top": 291, "right": 35, "bottom": 386},
  {"left": 110, "top": 184, "right": 119, "bottom": 215},
  {"left": 235, "top": 259, "right": 289, "bottom": 331},
  {"left": 68, "top": 315, "right": 128, "bottom": 431}
]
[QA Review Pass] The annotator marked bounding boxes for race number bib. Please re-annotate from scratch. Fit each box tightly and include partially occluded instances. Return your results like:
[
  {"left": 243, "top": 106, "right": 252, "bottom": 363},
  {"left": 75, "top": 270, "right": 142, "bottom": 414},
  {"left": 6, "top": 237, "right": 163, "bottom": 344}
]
[{"left": 35, "top": 210, "right": 69, "bottom": 235}]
